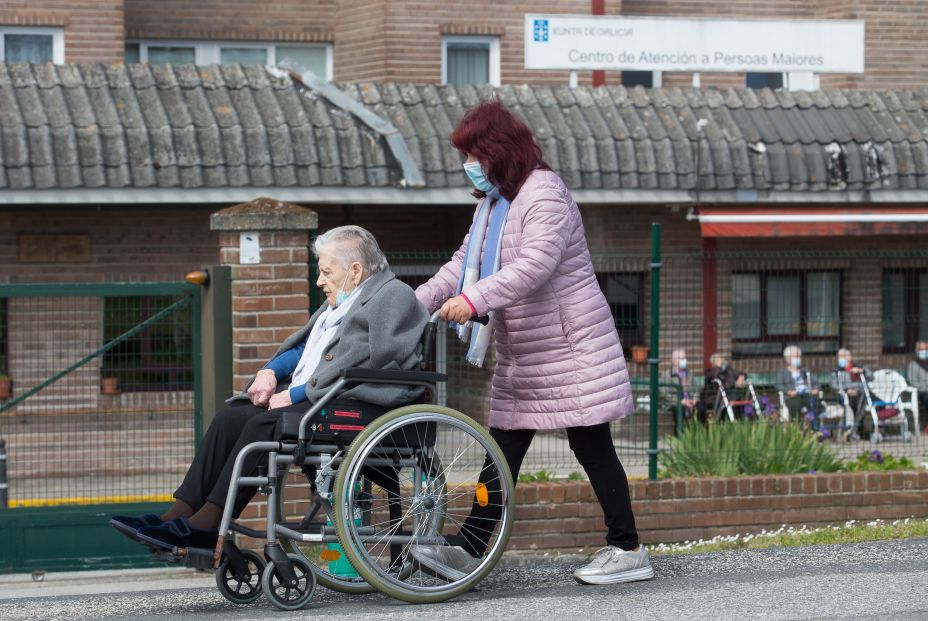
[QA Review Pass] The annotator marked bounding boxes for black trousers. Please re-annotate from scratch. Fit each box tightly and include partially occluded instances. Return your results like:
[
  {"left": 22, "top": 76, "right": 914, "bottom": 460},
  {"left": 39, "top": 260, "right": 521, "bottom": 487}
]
[
  {"left": 174, "top": 404, "right": 286, "bottom": 519},
  {"left": 457, "top": 423, "right": 640, "bottom": 556}
]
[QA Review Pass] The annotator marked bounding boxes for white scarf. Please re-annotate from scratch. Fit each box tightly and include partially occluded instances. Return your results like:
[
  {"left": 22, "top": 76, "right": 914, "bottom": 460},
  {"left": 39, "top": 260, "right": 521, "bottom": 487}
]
[{"left": 291, "top": 283, "right": 364, "bottom": 386}]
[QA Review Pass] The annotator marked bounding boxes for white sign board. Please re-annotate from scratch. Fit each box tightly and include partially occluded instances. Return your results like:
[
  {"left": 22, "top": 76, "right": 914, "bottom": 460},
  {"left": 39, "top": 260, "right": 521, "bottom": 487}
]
[{"left": 525, "top": 15, "right": 864, "bottom": 74}]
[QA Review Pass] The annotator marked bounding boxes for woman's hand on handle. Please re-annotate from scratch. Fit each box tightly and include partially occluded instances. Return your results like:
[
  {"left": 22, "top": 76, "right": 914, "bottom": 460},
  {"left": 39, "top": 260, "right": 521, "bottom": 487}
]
[{"left": 440, "top": 295, "right": 475, "bottom": 324}]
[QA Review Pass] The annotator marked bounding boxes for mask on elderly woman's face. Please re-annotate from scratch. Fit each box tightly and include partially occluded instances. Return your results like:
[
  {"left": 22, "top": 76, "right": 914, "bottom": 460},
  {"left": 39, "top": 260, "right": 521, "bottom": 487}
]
[
  {"left": 334, "top": 272, "right": 355, "bottom": 307},
  {"left": 791, "top": 357, "right": 802, "bottom": 368},
  {"left": 919, "top": 350, "right": 928, "bottom": 361}
]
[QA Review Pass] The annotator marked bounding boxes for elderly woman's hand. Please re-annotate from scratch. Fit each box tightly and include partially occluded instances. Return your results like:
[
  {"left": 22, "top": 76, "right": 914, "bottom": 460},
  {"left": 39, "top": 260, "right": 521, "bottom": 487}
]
[
  {"left": 268, "top": 390, "right": 293, "bottom": 410},
  {"left": 249, "top": 369, "right": 277, "bottom": 407},
  {"left": 440, "top": 295, "right": 475, "bottom": 324}
]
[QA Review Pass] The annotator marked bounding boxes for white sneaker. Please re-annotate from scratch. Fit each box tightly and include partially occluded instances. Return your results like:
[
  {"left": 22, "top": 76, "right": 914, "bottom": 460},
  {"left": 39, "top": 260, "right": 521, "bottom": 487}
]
[
  {"left": 573, "top": 545, "right": 654, "bottom": 585},
  {"left": 409, "top": 545, "right": 480, "bottom": 582}
]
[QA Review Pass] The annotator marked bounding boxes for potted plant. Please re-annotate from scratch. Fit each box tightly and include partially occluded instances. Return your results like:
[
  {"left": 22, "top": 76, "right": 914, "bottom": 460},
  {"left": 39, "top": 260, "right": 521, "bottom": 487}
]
[
  {"left": 630, "top": 345, "right": 649, "bottom": 365},
  {"left": 0, "top": 373, "right": 11, "bottom": 400},
  {"left": 100, "top": 376, "right": 121, "bottom": 396}
]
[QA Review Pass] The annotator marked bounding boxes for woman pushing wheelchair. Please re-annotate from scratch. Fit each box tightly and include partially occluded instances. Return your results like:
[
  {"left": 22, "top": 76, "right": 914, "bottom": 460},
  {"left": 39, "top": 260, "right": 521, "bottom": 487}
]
[
  {"left": 110, "top": 225, "right": 427, "bottom": 551},
  {"left": 411, "top": 100, "right": 653, "bottom": 585}
]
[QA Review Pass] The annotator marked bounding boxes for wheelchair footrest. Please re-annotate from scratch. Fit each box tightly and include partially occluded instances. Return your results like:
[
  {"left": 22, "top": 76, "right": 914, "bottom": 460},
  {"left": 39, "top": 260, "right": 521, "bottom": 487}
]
[{"left": 150, "top": 546, "right": 215, "bottom": 570}]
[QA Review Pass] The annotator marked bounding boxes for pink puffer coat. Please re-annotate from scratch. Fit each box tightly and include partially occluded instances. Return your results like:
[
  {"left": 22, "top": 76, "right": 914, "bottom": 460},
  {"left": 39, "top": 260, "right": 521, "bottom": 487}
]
[{"left": 415, "top": 169, "right": 633, "bottom": 430}]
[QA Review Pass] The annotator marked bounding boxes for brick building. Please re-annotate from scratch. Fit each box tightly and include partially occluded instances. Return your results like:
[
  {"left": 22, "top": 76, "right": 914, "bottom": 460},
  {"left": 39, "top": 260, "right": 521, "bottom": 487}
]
[{"left": 2, "top": 0, "right": 928, "bottom": 404}]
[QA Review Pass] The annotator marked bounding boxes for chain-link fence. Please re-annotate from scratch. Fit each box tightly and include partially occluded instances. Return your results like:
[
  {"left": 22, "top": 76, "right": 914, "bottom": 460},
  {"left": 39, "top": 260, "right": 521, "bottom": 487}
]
[
  {"left": 391, "top": 245, "right": 928, "bottom": 479},
  {"left": 0, "top": 283, "right": 200, "bottom": 508}
]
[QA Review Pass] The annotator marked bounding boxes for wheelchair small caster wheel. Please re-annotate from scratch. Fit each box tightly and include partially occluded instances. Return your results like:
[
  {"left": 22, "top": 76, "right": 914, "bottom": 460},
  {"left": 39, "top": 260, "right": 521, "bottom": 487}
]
[
  {"left": 216, "top": 549, "right": 265, "bottom": 605},
  {"left": 262, "top": 553, "right": 316, "bottom": 611},
  {"left": 870, "top": 432, "right": 883, "bottom": 444}
]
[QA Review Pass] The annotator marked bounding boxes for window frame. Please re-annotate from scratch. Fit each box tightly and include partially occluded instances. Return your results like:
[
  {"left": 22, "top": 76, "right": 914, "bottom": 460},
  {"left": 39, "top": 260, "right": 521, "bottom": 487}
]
[
  {"left": 745, "top": 71, "right": 785, "bottom": 89},
  {"left": 731, "top": 269, "right": 843, "bottom": 356},
  {"left": 621, "top": 70, "right": 662, "bottom": 88},
  {"left": 596, "top": 271, "right": 646, "bottom": 349},
  {"left": 882, "top": 268, "right": 926, "bottom": 354},
  {"left": 440, "top": 35, "right": 501, "bottom": 87},
  {"left": 0, "top": 27, "right": 65, "bottom": 64},
  {"left": 126, "top": 40, "right": 333, "bottom": 80}
]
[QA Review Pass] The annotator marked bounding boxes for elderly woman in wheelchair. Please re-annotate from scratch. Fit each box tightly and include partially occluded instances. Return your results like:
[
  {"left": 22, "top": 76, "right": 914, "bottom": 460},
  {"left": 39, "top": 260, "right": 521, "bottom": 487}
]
[{"left": 110, "top": 225, "right": 515, "bottom": 609}]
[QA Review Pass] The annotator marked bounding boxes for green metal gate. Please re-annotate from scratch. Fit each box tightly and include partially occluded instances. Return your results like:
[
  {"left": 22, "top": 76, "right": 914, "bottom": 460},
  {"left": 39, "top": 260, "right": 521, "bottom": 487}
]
[{"left": 0, "top": 282, "right": 201, "bottom": 572}]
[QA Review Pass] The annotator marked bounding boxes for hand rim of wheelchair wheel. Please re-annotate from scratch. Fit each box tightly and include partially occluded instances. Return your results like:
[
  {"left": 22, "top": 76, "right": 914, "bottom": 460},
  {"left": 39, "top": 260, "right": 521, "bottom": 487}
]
[
  {"left": 333, "top": 405, "right": 514, "bottom": 604},
  {"left": 261, "top": 553, "right": 316, "bottom": 611},
  {"left": 216, "top": 549, "right": 265, "bottom": 605}
]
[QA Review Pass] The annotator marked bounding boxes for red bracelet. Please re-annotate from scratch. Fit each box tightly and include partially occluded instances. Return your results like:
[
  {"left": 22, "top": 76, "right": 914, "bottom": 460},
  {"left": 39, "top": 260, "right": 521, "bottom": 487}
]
[{"left": 460, "top": 293, "right": 477, "bottom": 316}]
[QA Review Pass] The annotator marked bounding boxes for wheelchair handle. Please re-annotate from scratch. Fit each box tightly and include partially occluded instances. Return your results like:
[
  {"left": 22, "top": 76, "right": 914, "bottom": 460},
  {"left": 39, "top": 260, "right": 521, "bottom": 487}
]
[{"left": 428, "top": 310, "right": 490, "bottom": 325}]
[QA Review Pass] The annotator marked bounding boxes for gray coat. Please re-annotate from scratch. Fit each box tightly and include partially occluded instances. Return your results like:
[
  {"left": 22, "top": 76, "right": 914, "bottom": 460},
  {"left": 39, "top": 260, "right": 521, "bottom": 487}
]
[
  {"left": 906, "top": 360, "right": 928, "bottom": 392},
  {"left": 831, "top": 366, "right": 873, "bottom": 393},
  {"left": 775, "top": 367, "right": 818, "bottom": 394},
  {"left": 228, "top": 269, "right": 429, "bottom": 408}
]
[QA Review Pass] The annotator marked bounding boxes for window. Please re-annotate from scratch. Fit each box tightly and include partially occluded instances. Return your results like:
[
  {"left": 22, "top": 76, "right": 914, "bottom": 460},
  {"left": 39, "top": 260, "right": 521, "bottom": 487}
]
[
  {"left": 0, "top": 27, "right": 64, "bottom": 64},
  {"left": 746, "top": 72, "right": 784, "bottom": 89},
  {"left": 441, "top": 36, "right": 500, "bottom": 86},
  {"left": 102, "top": 296, "right": 193, "bottom": 392},
  {"left": 731, "top": 270, "right": 841, "bottom": 357},
  {"left": 882, "top": 269, "right": 928, "bottom": 353},
  {"left": 621, "top": 71, "right": 661, "bottom": 88},
  {"left": 597, "top": 272, "right": 645, "bottom": 349},
  {"left": 125, "top": 41, "right": 333, "bottom": 80}
]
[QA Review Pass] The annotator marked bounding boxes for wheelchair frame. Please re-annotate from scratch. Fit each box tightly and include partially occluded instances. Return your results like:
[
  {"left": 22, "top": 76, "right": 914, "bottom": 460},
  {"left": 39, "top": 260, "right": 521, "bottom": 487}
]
[{"left": 152, "top": 312, "right": 515, "bottom": 610}]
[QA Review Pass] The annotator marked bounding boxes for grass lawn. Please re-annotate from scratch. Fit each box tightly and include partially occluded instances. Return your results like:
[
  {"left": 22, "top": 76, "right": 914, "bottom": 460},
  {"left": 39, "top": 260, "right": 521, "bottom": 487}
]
[{"left": 651, "top": 518, "right": 928, "bottom": 555}]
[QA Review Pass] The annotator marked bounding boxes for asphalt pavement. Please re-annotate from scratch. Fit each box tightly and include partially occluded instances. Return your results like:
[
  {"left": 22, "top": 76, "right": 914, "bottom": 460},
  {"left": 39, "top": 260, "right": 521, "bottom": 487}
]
[{"left": 1, "top": 538, "right": 926, "bottom": 621}]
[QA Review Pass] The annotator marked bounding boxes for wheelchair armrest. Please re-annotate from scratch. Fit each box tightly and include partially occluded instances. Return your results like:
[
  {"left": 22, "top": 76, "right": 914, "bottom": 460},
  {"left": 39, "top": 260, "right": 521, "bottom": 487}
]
[{"left": 341, "top": 368, "right": 447, "bottom": 384}]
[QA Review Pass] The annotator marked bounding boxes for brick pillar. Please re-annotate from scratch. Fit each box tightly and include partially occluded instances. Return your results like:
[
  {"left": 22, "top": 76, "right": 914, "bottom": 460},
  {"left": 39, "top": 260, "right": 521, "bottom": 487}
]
[{"left": 210, "top": 197, "right": 318, "bottom": 392}]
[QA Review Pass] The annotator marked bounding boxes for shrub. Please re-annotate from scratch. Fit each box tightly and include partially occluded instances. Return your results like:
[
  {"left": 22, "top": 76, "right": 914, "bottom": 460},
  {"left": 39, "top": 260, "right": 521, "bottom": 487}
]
[
  {"left": 518, "top": 469, "right": 555, "bottom": 483},
  {"left": 660, "top": 420, "right": 842, "bottom": 478},
  {"left": 841, "top": 450, "right": 915, "bottom": 472}
]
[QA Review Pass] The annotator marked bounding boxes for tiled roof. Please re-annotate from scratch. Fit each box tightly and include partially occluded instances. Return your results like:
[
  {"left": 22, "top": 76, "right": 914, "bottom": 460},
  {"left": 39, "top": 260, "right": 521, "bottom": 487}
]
[{"left": 3, "top": 61, "right": 928, "bottom": 197}]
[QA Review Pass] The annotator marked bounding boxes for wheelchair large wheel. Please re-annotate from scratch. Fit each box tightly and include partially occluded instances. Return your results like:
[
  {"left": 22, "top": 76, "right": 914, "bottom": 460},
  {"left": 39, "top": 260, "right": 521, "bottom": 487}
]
[
  {"left": 333, "top": 405, "right": 514, "bottom": 604},
  {"left": 275, "top": 467, "right": 376, "bottom": 594}
]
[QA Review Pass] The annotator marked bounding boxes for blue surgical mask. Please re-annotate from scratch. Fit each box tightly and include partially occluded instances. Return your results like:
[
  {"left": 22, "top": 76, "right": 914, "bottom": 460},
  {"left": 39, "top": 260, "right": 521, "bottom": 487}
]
[
  {"left": 837, "top": 358, "right": 848, "bottom": 368},
  {"left": 919, "top": 350, "right": 928, "bottom": 361},
  {"left": 678, "top": 358, "right": 687, "bottom": 370},
  {"left": 334, "top": 272, "right": 354, "bottom": 307},
  {"left": 463, "top": 161, "right": 494, "bottom": 192},
  {"left": 791, "top": 357, "right": 802, "bottom": 368}
]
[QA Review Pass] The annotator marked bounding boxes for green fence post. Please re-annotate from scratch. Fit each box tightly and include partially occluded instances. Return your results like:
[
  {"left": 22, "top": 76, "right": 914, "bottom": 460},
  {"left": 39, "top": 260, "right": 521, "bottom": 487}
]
[{"left": 648, "top": 223, "right": 661, "bottom": 480}]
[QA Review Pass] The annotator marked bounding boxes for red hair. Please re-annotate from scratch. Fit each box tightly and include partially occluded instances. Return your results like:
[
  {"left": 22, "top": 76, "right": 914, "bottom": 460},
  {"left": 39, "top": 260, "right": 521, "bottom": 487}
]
[{"left": 450, "top": 100, "right": 549, "bottom": 201}]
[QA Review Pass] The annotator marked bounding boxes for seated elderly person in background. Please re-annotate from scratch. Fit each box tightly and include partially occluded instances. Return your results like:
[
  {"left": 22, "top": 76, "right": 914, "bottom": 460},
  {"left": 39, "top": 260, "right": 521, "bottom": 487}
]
[
  {"left": 776, "top": 345, "right": 822, "bottom": 424},
  {"left": 831, "top": 348, "right": 873, "bottom": 436},
  {"left": 110, "top": 225, "right": 428, "bottom": 550},
  {"left": 696, "top": 352, "right": 746, "bottom": 422},
  {"left": 905, "top": 340, "right": 928, "bottom": 417},
  {"left": 666, "top": 349, "right": 696, "bottom": 429}
]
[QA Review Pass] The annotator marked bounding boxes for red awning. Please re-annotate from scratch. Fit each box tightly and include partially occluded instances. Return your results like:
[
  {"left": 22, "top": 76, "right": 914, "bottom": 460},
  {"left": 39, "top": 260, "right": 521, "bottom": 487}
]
[{"left": 696, "top": 206, "right": 928, "bottom": 237}]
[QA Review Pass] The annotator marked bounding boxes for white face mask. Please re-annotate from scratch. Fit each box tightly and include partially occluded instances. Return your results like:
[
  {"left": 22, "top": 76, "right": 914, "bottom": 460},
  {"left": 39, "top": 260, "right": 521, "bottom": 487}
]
[
  {"left": 678, "top": 358, "right": 687, "bottom": 370},
  {"left": 791, "top": 357, "right": 802, "bottom": 368},
  {"left": 919, "top": 350, "right": 928, "bottom": 361}
]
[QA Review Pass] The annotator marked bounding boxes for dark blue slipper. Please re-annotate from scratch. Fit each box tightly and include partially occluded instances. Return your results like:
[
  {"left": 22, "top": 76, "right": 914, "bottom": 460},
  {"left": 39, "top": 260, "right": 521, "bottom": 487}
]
[
  {"left": 138, "top": 517, "right": 218, "bottom": 552},
  {"left": 110, "top": 513, "right": 163, "bottom": 543}
]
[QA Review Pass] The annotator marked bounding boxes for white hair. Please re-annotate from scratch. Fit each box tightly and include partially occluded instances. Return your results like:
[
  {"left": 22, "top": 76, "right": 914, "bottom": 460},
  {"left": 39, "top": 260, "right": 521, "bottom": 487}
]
[
  {"left": 783, "top": 345, "right": 802, "bottom": 360},
  {"left": 837, "top": 348, "right": 851, "bottom": 358},
  {"left": 312, "top": 225, "right": 388, "bottom": 275},
  {"left": 709, "top": 352, "right": 724, "bottom": 367}
]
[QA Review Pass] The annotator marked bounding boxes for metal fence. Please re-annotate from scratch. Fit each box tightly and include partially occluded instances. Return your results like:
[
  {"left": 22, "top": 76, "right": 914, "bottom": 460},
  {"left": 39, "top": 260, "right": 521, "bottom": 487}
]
[
  {"left": 0, "top": 283, "right": 201, "bottom": 510},
  {"left": 392, "top": 237, "right": 928, "bottom": 479}
]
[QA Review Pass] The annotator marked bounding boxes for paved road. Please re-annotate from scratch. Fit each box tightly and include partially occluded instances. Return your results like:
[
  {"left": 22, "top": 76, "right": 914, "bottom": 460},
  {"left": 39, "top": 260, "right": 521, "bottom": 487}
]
[{"left": 2, "top": 539, "right": 926, "bottom": 621}]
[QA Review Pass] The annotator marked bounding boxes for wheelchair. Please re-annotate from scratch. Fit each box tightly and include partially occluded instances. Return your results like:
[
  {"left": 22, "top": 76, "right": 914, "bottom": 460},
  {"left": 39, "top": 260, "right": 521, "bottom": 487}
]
[{"left": 151, "top": 311, "right": 515, "bottom": 610}]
